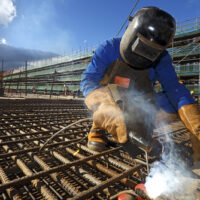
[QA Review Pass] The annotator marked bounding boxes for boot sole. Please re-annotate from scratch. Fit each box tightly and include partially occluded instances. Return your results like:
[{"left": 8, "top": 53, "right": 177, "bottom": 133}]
[{"left": 87, "top": 141, "right": 107, "bottom": 152}]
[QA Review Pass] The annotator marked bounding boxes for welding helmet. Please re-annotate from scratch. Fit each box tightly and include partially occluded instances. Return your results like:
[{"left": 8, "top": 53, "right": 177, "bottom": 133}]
[{"left": 120, "top": 7, "right": 176, "bottom": 69}]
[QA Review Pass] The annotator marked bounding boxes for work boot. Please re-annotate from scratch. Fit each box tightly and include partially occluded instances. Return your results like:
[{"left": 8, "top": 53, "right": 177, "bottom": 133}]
[{"left": 87, "top": 127, "right": 107, "bottom": 151}]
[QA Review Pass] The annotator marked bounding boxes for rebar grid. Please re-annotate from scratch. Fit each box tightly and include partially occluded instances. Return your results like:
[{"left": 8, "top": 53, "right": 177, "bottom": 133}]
[{"left": 0, "top": 98, "right": 195, "bottom": 200}]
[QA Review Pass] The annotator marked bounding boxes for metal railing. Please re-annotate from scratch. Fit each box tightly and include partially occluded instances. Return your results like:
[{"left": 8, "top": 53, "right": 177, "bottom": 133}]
[
  {"left": 175, "top": 16, "right": 200, "bottom": 37},
  {"left": 9, "top": 17, "right": 200, "bottom": 74}
]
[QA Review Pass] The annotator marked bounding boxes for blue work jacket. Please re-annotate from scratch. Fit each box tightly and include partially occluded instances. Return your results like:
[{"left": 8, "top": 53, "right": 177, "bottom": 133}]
[{"left": 80, "top": 38, "right": 194, "bottom": 113}]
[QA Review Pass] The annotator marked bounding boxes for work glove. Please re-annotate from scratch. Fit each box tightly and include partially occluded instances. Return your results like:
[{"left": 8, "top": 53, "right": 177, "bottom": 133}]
[
  {"left": 85, "top": 87, "right": 127, "bottom": 143},
  {"left": 178, "top": 104, "right": 200, "bottom": 163}
]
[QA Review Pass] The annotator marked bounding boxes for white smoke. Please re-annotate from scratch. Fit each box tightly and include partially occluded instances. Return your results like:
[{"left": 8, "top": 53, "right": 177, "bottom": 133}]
[
  {"left": 0, "top": 0, "right": 16, "bottom": 26},
  {"left": 125, "top": 87, "right": 200, "bottom": 199},
  {"left": 145, "top": 124, "right": 200, "bottom": 200},
  {"left": 105, "top": 81, "right": 200, "bottom": 200}
]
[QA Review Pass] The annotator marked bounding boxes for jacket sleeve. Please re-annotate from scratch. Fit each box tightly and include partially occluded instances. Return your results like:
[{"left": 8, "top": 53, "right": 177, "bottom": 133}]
[
  {"left": 80, "top": 38, "right": 121, "bottom": 97},
  {"left": 155, "top": 52, "right": 194, "bottom": 111}
]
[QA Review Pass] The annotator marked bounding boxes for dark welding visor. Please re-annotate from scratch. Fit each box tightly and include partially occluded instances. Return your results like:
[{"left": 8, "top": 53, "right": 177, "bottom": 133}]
[{"left": 131, "top": 33, "right": 166, "bottom": 62}]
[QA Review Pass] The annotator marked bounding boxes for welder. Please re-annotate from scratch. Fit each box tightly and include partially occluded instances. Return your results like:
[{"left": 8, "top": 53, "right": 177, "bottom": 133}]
[{"left": 80, "top": 7, "right": 200, "bottom": 164}]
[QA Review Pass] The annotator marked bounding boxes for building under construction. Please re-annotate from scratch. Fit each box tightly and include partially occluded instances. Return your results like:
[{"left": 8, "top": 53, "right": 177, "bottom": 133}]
[
  {"left": 0, "top": 17, "right": 199, "bottom": 200},
  {"left": 1, "top": 17, "right": 200, "bottom": 101}
]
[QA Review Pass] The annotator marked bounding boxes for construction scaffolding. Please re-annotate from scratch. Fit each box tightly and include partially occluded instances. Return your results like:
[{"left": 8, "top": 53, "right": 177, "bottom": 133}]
[
  {"left": 1, "top": 17, "right": 200, "bottom": 100},
  {"left": 171, "top": 17, "right": 200, "bottom": 101}
]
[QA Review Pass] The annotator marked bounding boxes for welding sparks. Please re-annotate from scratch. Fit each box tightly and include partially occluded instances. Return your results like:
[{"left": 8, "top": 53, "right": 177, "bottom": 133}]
[
  {"left": 145, "top": 162, "right": 181, "bottom": 199},
  {"left": 144, "top": 125, "right": 200, "bottom": 200},
  {"left": 145, "top": 159, "right": 200, "bottom": 200}
]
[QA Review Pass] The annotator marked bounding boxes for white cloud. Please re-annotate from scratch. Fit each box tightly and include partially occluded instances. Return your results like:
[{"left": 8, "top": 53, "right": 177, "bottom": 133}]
[
  {"left": 0, "top": 38, "right": 7, "bottom": 44},
  {"left": 0, "top": 0, "right": 16, "bottom": 26}
]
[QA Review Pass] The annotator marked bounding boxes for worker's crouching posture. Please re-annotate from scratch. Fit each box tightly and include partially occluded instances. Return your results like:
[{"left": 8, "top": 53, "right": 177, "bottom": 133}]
[{"left": 80, "top": 7, "right": 200, "bottom": 164}]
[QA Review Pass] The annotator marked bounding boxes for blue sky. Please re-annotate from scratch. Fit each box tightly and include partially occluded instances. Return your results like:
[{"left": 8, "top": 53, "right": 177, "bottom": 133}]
[{"left": 0, "top": 0, "right": 199, "bottom": 55}]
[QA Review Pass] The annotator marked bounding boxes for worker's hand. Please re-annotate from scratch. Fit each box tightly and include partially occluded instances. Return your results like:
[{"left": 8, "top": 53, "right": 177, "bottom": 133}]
[
  {"left": 85, "top": 87, "right": 127, "bottom": 143},
  {"left": 178, "top": 104, "right": 200, "bottom": 163}
]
